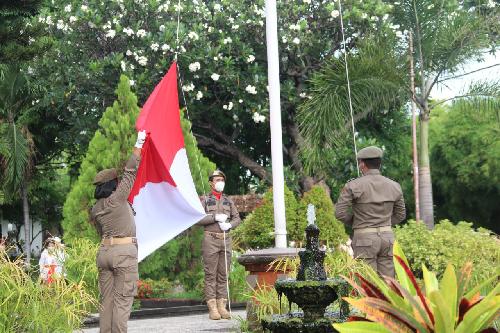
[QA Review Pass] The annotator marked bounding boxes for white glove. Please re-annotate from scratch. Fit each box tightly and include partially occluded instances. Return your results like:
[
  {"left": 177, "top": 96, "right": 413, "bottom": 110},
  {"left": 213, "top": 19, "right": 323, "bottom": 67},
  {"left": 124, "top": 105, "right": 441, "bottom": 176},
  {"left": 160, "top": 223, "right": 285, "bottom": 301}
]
[
  {"left": 214, "top": 213, "right": 228, "bottom": 223},
  {"left": 219, "top": 222, "right": 232, "bottom": 231},
  {"left": 135, "top": 130, "right": 147, "bottom": 148}
]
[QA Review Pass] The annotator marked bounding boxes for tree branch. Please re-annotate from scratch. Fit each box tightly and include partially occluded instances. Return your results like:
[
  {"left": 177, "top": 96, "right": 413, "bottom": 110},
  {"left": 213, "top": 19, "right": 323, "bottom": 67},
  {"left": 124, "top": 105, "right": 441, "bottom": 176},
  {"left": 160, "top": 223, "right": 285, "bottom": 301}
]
[
  {"left": 430, "top": 93, "right": 498, "bottom": 108},
  {"left": 194, "top": 133, "right": 272, "bottom": 184},
  {"left": 437, "top": 63, "right": 500, "bottom": 83}
]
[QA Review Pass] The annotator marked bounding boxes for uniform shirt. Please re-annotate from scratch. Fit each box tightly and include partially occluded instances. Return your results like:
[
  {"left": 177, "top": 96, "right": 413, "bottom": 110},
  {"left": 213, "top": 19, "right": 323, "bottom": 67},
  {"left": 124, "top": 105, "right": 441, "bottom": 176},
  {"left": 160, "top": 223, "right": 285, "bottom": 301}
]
[
  {"left": 335, "top": 169, "right": 406, "bottom": 229},
  {"left": 197, "top": 193, "right": 241, "bottom": 233},
  {"left": 90, "top": 154, "right": 140, "bottom": 238}
]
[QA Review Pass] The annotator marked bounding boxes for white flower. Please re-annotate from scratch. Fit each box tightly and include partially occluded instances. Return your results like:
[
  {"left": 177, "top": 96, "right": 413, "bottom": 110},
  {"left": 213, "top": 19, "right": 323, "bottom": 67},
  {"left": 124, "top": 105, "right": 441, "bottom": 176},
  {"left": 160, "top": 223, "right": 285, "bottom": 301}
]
[
  {"left": 282, "top": 36, "right": 288, "bottom": 43},
  {"left": 211, "top": 73, "right": 220, "bottom": 81},
  {"left": 214, "top": 4, "right": 222, "bottom": 11},
  {"left": 227, "top": 101, "right": 234, "bottom": 110},
  {"left": 182, "top": 83, "right": 195, "bottom": 92},
  {"left": 331, "top": 10, "right": 340, "bottom": 18},
  {"left": 46, "top": 16, "right": 53, "bottom": 25},
  {"left": 161, "top": 44, "right": 171, "bottom": 51},
  {"left": 292, "top": 37, "right": 300, "bottom": 45},
  {"left": 361, "top": 13, "right": 368, "bottom": 19},
  {"left": 69, "top": 16, "right": 77, "bottom": 23},
  {"left": 188, "top": 31, "right": 199, "bottom": 40},
  {"left": 233, "top": 114, "right": 239, "bottom": 121},
  {"left": 129, "top": 79, "right": 135, "bottom": 86},
  {"left": 258, "top": 20, "right": 264, "bottom": 26},
  {"left": 299, "top": 92, "right": 307, "bottom": 98},
  {"left": 289, "top": 24, "right": 300, "bottom": 31},
  {"left": 208, "top": 26, "right": 213, "bottom": 32},
  {"left": 231, "top": 25, "right": 239, "bottom": 30},
  {"left": 137, "top": 55, "right": 148, "bottom": 66},
  {"left": 126, "top": 49, "right": 133, "bottom": 56},
  {"left": 150, "top": 43, "right": 159, "bottom": 51},
  {"left": 196, "top": 91, "right": 203, "bottom": 100},
  {"left": 252, "top": 112, "right": 266, "bottom": 123},
  {"left": 245, "top": 85, "right": 257, "bottom": 94},
  {"left": 223, "top": 37, "right": 232, "bottom": 44},
  {"left": 123, "top": 27, "right": 134, "bottom": 36},
  {"left": 239, "top": 99, "right": 243, "bottom": 103},
  {"left": 247, "top": 54, "right": 255, "bottom": 63},
  {"left": 105, "top": 29, "right": 116, "bottom": 38},
  {"left": 174, "top": 3, "right": 183, "bottom": 11},
  {"left": 303, "top": 0, "right": 311, "bottom": 3},
  {"left": 81, "top": 5, "right": 89, "bottom": 12},
  {"left": 159, "top": 25, "right": 165, "bottom": 32},
  {"left": 136, "top": 29, "right": 147, "bottom": 38},
  {"left": 382, "top": 14, "right": 389, "bottom": 21},
  {"left": 396, "top": 30, "right": 404, "bottom": 38},
  {"left": 189, "top": 62, "right": 201, "bottom": 72},
  {"left": 64, "top": 4, "right": 72, "bottom": 12},
  {"left": 120, "top": 60, "right": 127, "bottom": 71},
  {"left": 487, "top": 0, "right": 495, "bottom": 8}
]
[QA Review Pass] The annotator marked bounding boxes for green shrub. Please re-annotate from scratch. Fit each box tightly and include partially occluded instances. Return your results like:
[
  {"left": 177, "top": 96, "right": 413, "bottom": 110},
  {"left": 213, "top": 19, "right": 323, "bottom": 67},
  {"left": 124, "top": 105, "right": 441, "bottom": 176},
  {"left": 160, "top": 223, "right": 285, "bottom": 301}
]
[
  {"left": 298, "top": 185, "right": 348, "bottom": 248},
  {"left": 64, "top": 238, "right": 100, "bottom": 306},
  {"left": 0, "top": 250, "right": 97, "bottom": 332},
  {"left": 395, "top": 220, "right": 500, "bottom": 292},
  {"left": 233, "top": 185, "right": 300, "bottom": 249},
  {"left": 229, "top": 252, "right": 249, "bottom": 303}
]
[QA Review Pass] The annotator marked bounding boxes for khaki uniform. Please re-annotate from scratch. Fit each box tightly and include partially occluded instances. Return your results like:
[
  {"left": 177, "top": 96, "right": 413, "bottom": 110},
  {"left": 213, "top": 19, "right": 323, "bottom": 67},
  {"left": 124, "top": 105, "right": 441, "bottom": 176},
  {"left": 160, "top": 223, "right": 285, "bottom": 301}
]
[
  {"left": 335, "top": 169, "right": 405, "bottom": 277},
  {"left": 197, "top": 194, "right": 241, "bottom": 300},
  {"left": 90, "top": 154, "right": 140, "bottom": 333}
]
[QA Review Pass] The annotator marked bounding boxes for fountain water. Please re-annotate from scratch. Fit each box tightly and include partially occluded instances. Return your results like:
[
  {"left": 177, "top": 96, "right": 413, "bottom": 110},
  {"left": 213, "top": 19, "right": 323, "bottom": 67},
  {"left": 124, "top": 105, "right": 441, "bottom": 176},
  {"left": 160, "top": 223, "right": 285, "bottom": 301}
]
[{"left": 261, "top": 205, "right": 350, "bottom": 333}]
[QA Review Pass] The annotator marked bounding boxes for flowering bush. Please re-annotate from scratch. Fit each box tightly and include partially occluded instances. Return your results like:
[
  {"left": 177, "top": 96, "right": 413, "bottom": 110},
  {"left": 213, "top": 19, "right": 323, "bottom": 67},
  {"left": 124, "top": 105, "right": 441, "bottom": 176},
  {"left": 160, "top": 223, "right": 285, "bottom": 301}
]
[{"left": 136, "top": 280, "right": 153, "bottom": 299}]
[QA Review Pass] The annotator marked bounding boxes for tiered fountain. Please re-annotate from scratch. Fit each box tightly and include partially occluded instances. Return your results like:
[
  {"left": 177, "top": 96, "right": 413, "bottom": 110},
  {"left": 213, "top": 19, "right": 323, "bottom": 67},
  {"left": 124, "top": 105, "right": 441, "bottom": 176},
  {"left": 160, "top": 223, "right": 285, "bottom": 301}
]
[{"left": 261, "top": 205, "right": 350, "bottom": 333}]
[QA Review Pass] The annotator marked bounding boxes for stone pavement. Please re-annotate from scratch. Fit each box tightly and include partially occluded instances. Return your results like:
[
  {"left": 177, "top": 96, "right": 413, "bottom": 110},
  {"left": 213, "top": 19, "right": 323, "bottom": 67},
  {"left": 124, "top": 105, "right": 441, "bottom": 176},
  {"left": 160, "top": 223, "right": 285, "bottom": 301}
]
[{"left": 76, "top": 310, "right": 247, "bottom": 333}]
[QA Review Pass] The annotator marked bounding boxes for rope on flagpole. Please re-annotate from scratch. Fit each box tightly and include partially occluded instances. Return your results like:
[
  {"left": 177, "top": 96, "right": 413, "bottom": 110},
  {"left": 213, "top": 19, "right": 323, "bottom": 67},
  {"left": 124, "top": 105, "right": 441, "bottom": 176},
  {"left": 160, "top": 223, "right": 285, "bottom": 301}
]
[
  {"left": 174, "top": 0, "right": 181, "bottom": 61},
  {"left": 223, "top": 230, "right": 232, "bottom": 316},
  {"left": 338, "top": 0, "right": 360, "bottom": 176}
]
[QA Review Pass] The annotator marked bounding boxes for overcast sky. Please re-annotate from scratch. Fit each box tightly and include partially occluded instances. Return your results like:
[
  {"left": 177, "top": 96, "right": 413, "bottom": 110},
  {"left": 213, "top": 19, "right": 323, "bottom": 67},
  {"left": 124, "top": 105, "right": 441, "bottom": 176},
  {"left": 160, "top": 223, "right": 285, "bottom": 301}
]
[{"left": 430, "top": 52, "right": 499, "bottom": 101}]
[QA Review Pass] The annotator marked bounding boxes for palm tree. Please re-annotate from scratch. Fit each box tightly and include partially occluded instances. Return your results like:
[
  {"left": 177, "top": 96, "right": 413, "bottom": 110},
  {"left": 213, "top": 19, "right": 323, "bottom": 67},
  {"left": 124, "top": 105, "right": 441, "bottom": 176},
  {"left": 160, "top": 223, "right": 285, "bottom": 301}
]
[
  {"left": 0, "top": 67, "right": 35, "bottom": 265},
  {"left": 393, "top": 0, "right": 499, "bottom": 228}
]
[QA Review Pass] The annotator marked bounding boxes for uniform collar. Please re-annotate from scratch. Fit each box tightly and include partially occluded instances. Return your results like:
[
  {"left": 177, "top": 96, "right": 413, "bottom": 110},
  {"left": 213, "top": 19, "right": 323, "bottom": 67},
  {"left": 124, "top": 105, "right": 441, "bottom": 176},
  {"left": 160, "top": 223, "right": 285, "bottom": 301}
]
[{"left": 364, "top": 169, "right": 381, "bottom": 176}]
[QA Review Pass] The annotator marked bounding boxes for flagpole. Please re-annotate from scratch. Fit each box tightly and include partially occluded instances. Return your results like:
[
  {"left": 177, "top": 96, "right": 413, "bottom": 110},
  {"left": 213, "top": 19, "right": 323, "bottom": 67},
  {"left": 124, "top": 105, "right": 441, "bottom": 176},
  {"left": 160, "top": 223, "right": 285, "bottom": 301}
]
[{"left": 265, "top": 0, "right": 287, "bottom": 248}]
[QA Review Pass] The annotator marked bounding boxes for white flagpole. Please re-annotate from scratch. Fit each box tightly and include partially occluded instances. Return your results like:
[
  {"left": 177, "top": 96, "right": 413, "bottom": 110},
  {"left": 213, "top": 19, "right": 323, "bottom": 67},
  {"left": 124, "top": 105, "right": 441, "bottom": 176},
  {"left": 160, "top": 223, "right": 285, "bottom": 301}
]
[{"left": 265, "top": 0, "right": 287, "bottom": 248}]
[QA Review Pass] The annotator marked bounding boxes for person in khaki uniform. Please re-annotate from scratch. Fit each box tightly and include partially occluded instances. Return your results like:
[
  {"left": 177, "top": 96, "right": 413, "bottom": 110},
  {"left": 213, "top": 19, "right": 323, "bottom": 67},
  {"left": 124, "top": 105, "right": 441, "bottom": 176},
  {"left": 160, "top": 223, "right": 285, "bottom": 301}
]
[
  {"left": 197, "top": 170, "right": 241, "bottom": 320},
  {"left": 335, "top": 146, "right": 405, "bottom": 277},
  {"left": 90, "top": 131, "right": 146, "bottom": 333}
]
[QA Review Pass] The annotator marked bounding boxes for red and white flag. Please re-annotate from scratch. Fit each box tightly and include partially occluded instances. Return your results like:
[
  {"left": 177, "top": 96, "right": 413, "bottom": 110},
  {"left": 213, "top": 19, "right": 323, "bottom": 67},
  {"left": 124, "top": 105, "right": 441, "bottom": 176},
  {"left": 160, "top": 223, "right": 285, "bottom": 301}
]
[{"left": 128, "top": 62, "right": 206, "bottom": 261}]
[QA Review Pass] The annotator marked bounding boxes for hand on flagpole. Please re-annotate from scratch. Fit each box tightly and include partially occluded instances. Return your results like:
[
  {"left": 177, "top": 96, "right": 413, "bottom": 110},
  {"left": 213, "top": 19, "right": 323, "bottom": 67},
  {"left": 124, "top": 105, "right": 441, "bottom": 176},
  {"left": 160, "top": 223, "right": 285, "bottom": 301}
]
[
  {"left": 135, "top": 130, "right": 147, "bottom": 148},
  {"left": 215, "top": 213, "right": 228, "bottom": 223},
  {"left": 219, "top": 222, "right": 232, "bottom": 232}
]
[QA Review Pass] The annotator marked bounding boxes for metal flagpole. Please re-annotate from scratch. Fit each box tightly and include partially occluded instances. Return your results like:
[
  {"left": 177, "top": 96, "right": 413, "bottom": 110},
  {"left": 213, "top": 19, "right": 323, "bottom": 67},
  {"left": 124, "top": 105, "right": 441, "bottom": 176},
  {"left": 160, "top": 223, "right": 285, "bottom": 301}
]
[{"left": 265, "top": 0, "right": 287, "bottom": 249}]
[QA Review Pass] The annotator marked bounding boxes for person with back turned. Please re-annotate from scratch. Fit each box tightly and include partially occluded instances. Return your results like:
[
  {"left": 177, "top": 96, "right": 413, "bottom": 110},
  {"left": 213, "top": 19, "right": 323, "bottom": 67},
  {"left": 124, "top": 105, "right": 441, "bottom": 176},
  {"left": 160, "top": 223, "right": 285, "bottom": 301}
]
[
  {"left": 197, "top": 170, "right": 241, "bottom": 320},
  {"left": 335, "top": 146, "right": 406, "bottom": 277},
  {"left": 90, "top": 130, "right": 146, "bottom": 333}
]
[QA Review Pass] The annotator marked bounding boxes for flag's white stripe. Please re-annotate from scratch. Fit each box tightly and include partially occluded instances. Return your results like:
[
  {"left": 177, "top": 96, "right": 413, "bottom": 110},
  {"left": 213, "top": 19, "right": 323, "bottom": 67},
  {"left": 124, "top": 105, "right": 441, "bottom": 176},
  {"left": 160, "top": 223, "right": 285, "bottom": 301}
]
[
  {"left": 169, "top": 148, "right": 205, "bottom": 214},
  {"left": 133, "top": 181, "right": 206, "bottom": 262}
]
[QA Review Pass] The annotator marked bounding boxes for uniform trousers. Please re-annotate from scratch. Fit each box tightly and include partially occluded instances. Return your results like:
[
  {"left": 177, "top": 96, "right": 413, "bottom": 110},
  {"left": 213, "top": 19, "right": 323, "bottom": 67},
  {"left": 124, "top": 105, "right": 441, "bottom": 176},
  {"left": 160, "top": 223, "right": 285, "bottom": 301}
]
[
  {"left": 97, "top": 243, "right": 139, "bottom": 333},
  {"left": 202, "top": 232, "right": 231, "bottom": 300},
  {"left": 352, "top": 230, "right": 395, "bottom": 277}
]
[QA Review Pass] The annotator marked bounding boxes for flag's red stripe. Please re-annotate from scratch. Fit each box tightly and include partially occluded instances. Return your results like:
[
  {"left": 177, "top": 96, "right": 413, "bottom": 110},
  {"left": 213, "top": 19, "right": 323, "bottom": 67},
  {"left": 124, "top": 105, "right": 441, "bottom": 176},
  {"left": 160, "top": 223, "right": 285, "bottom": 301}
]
[{"left": 136, "top": 62, "right": 185, "bottom": 170}]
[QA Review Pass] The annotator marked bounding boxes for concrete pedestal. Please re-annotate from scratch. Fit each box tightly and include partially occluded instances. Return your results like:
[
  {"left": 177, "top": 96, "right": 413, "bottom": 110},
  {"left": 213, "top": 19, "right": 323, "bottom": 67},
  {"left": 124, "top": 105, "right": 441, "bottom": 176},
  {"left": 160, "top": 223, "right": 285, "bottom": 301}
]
[{"left": 237, "top": 248, "right": 302, "bottom": 331}]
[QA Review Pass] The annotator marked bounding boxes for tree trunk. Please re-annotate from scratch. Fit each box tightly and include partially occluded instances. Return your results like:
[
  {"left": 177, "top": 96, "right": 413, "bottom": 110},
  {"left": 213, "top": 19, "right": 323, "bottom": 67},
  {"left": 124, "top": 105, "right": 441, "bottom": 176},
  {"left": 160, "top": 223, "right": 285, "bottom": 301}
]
[
  {"left": 418, "top": 114, "right": 434, "bottom": 229},
  {"left": 21, "top": 181, "right": 31, "bottom": 266}
]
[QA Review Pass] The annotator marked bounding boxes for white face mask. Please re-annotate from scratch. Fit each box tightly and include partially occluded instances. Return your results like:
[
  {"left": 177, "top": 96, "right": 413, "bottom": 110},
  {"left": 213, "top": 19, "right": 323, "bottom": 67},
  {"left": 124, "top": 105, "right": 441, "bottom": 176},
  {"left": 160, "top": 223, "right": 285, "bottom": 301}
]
[{"left": 214, "top": 181, "right": 225, "bottom": 193}]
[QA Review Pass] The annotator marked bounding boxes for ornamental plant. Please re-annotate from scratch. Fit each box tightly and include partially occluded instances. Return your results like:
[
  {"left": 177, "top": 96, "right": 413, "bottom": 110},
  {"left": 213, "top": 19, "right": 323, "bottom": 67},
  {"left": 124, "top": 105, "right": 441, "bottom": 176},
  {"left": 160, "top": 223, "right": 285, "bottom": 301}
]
[{"left": 333, "top": 242, "right": 500, "bottom": 333}]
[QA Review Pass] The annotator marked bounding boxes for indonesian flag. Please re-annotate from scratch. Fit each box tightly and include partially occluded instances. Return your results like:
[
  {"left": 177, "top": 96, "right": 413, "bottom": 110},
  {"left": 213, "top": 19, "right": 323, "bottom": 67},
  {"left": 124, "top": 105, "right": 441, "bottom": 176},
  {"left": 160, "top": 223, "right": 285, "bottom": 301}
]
[{"left": 128, "top": 62, "right": 206, "bottom": 262}]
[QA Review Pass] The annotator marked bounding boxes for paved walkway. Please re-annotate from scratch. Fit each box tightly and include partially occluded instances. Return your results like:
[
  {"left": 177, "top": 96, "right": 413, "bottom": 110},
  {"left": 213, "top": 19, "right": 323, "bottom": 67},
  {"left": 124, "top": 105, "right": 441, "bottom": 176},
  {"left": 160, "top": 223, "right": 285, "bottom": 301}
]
[{"left": 76, "top": 310, "right": 246, "bottom": 333}]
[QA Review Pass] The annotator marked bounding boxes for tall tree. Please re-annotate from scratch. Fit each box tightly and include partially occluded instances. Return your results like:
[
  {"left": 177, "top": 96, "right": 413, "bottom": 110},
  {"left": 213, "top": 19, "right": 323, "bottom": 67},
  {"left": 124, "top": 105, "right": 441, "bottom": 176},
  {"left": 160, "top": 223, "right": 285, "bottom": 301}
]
[
  {"left": 0, "top": 68, "right": 35, "bottom": 265},
  {"left": 34, "top": 0, "right": 393, "bottom": 193},
  {"left": 393, "top": 0, "right": 499, "bottom": 227}
]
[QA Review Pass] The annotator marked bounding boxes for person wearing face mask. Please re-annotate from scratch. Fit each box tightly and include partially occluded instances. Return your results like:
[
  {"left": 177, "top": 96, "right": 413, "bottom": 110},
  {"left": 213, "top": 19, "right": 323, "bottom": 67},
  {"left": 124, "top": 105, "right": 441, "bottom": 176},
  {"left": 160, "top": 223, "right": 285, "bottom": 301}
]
[
  {"left": 335, "top": 146, "right": 406, "bottom": 278},
  {"left": 197, "top": 170, "right": 241, "bottom": 320},
  {"left": 90, "top": 130, "right": 146, "bottom": 333}
]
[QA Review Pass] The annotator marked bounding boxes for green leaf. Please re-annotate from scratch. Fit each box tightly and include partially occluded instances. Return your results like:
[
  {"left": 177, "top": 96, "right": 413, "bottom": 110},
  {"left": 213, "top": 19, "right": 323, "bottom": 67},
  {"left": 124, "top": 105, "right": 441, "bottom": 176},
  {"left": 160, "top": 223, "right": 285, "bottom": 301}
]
[
  {"left": 332, "top": 322, "right": 393, "bottom": 333},
  {"left": 423, "top": 264, "right": 439, "bottom": 299},
  {"left": 464, "top": 276, "right": 500, "bottom": 301},
  {"left": 439, "top": 264, "right": 458, "bottom": 325},
  {"left": 429, "top": 290, "right": 454, "bottom": 333},
  {"left": 456, "top": 295, "right": 500, "bottom": 333},
  {"left": 393, "top": 242, "right": 417, "bottom": 296}
]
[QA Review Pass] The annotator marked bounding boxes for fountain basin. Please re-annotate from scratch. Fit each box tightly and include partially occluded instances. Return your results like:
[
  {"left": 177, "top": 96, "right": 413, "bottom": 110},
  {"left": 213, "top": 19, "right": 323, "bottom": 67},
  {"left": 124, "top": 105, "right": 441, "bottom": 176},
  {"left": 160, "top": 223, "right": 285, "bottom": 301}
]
[
  {"left": 262, "top": 310, "right": 346, "bottom": 333},
  {"left": 275, "top": 277, "right": 346, "bottom": 323}
]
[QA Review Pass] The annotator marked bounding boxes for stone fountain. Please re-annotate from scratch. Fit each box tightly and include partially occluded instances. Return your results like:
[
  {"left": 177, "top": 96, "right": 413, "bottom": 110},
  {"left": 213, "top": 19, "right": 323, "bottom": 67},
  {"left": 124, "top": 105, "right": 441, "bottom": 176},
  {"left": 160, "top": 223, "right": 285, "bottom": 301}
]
[{"left": 261, "top": 205, "right": 350, "bottom": 333}]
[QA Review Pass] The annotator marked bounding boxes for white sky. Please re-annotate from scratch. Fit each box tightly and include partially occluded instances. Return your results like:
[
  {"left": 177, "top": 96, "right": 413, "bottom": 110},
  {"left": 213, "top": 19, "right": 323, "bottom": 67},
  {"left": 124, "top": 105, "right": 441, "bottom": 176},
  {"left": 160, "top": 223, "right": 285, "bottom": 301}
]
[{"left": 430, "top": 53, "right": 500, "bottom": 101}]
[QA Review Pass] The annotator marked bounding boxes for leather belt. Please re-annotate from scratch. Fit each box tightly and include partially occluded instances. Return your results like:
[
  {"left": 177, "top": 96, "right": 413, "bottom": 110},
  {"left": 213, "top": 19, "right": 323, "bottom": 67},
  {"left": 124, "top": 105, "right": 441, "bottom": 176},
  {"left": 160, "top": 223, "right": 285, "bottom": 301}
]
[
  {"left": 205, "top": 231, "right": 228, "bottom": 240},
  {"left": 101, "top": 237, "right": 137, "bottom": 245},
  {"left": 353, "top": 226, "right": 392, "bottom": 234}
]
